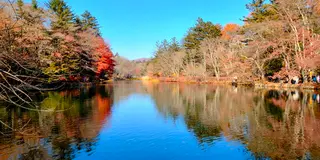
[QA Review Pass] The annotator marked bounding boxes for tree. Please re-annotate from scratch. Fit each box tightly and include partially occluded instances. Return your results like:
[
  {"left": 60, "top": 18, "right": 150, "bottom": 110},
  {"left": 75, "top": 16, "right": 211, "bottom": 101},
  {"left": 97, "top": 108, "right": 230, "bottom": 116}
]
[
  {"left": 183, "top": 18, "right": 222, "bottom": 66},
  {"left": 113, "top": 56, "right": 135, "bottom": 79},
  {"left": 243, "top": 0, "right": 320, "bottom": 80},
  {"left": 16, "top": 0, "right": 24, "bottom": 17},
  {"left": 148, "top": 38, "right": 185, "bottom": 77},
  {"left": 154, "top": 39, "right": 170, "bottom": 57},
  {"left": 42, "top": 38, "right": 82, "bottom": 82},
  {"left": 113, "top": 56, "right": 148, "bottom": 79},
  {"left": 154, "top": 50, "right": 185, "bottom": 77},
  {"left": 32, "top": 0, "right": 38, "bottom": 9},
  {"left": 200, "top": 39, "right": 224, "bottom": 79},
  {"left": 96, "top": 38, "right": 114, "bottom": 79},
  {"left": 221, "top": 24, "right": 240, "bottom": 40},
  {"left": 169, "top": 37, "right": 180, "bottom": 52},
  {"left": 0, "top": 1, "right": 55, "bottom": 107},
  {"left": 73, "top": 15, "right": 83, "bottom": 31},
  {"left": 184, "top": 18, "right": 222, "bottom": 50},
  {"left": 81, "top": 10, "right": 100, "bottom": 35},
  {"left": 275, "top": 0, "right": 320, "bottom": 73},
  {"left": 0, "top": 0, "right": 115, "bottom": 111},
  {"left": 17, "top": 0, "right": 24, "bottom": 9},
  {"left": 244, "top": 0, "right": 278, "bottom": 23},
  {"left": 48, "top": 0, "right": 74, "bottom": 30}
]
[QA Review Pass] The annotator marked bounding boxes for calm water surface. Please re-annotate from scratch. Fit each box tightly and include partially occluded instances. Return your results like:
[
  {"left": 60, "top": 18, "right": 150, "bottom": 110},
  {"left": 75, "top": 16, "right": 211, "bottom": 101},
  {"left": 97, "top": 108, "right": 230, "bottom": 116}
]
[{"left": 1, "top": 81, "right": 320, "bottom": 160}]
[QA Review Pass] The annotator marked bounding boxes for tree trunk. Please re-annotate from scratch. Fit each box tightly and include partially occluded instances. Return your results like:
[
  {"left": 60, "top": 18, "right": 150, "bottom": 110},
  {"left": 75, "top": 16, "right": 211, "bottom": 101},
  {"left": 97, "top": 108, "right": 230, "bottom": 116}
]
[{"left": 214, "top": 66, "right": 220, "bottom": 80}]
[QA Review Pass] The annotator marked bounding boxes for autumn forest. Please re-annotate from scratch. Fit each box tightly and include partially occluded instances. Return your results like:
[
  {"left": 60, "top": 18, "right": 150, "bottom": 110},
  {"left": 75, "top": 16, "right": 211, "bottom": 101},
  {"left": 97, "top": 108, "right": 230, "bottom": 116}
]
[
  {"left": 117, "top": 0, "right": 320, "bottom": 85},
  {"left": 147, "top": 0, "right": 320, "bottom": 83},
  {"left": 1, "top": 0, "right": 320, "bottom": 107},
  {"left": 1, "top": 0, "right": 320, "bottom": 159}
]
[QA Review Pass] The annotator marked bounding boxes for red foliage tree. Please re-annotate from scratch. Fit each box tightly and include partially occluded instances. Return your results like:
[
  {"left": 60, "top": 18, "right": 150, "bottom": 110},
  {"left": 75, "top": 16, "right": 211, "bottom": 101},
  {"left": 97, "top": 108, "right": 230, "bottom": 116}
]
[{"left": 95, "top": 38, "right": 114, "bottom": 79}]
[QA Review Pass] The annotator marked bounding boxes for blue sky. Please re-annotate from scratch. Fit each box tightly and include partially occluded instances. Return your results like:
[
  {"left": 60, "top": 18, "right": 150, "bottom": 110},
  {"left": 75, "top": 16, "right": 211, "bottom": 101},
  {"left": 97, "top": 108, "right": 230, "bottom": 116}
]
[{"left": 27, "top": 0, "right": 251, "bottom": 60}]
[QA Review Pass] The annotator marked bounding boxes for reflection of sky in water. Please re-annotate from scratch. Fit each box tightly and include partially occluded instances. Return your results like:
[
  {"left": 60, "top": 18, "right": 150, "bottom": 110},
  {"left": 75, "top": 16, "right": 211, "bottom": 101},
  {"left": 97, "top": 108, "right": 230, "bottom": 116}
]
[{"left": 75, "top": 94, "right": 253, "bottom": 160}]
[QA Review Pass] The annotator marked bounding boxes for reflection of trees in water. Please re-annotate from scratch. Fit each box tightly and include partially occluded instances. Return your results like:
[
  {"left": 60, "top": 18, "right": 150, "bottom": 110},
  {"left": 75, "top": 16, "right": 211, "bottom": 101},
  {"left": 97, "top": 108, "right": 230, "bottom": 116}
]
[
  {"left": 144, "top": 82, "right": 320, "bottom": 159},
  {"left": 248, "top": 90, "right": 320, "bottom": 159},
  {"left": 143, "top": 83, "right": 251, "bottom": 143},
  {"left": 112, "top": 81, "right": 149, "bottom": 103},
  {"left": 2, "top": 81, "right": 318, "bottom": 159},
  {"left": 0, "top": 85, "right": 113, "bottom": 160}
]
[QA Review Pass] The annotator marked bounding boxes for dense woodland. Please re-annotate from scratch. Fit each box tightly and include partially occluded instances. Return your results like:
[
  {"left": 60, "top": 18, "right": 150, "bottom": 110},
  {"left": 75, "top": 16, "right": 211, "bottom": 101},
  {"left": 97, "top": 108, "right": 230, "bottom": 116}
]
[
  {"left": 0, "top": 0, "right": 114, "bottom": 104},
  {"left": 147, "top": 0, "right": 320, "bottom": 82},
  {"left": 0, "top": 0, "right": 115, "bottom": 82},
  {"left": 2, "top": 0, "right": 320, "bottom": 85}
]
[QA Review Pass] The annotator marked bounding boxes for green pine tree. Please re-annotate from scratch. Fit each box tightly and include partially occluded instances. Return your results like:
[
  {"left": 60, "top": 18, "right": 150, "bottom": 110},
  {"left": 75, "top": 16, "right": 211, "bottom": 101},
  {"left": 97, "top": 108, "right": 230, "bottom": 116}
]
[
  {"left": 184, "top": 18, "right": 222, "bottom": 50},
  {"left": 31, "top": 0, "right": 38, "bottom": 9},
  {"left": 73, "top": 16, "right": 83, "bottom": 31},
  {"left": 48, "top": 0, "right": 74, "bottom": 30},
  {"left": 169, "top": 37, "right": 181, "bottom": 52},
  {"left": 16, "top": 0, "right": 24, "bottom": 17},
  {"left": 81, "top": 10, "right": 100, "bottom": 35},
  {"left": 17, "top": 0, "right": 24, "bottom": 8},
  {"left": 244, "top": 0, "right": 278, "bottom": 23}
]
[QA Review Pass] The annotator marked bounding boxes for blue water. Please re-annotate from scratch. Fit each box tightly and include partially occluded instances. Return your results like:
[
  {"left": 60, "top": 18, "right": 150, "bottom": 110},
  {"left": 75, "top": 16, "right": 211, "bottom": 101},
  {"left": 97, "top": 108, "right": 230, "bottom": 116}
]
[
  {"left": 1, "top": 81, "right": 320, "bottom": 159},
  {"left": 75, "top": 94, "right": 253, "bottom": 160}
]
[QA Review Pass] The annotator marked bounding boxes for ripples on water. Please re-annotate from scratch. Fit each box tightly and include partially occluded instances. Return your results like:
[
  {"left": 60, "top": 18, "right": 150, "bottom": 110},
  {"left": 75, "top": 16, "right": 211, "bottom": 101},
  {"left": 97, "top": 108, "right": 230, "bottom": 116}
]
[{"left": 0, "top": 81, "right": 320, "bottom": 160}]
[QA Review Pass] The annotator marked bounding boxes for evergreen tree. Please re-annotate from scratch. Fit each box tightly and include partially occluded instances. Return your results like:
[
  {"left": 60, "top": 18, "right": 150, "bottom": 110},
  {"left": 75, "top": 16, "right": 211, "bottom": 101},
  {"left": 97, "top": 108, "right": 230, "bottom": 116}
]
[
  {"left": 155, "top": 39, "right": 169, "bottom": 57},
  {"left": 169, "top": 37, "right": 181, "bottom": 52},
  {"left": 48, "top": 0, "right": 74, "bottom": 30},
  {"left": 73, "top": 16, "right": 83, "bottom": 31},
  {"left": 81, "top": 10, "right": 100, "bottom": 35},
  {"left": 17, "top": 0, "right": 24, "bottom": 8},
  {"left": 184, "top": 18, "right": 222, "bottom": 50},
  {"left": 31, "top": 0, "right": 38, "bottom": 9},
  {"left": 244, "top": 0, "right": 278, "bottom": 23},
  {"left": 16, "top": 0, "right": 24, "bottom": 17}
]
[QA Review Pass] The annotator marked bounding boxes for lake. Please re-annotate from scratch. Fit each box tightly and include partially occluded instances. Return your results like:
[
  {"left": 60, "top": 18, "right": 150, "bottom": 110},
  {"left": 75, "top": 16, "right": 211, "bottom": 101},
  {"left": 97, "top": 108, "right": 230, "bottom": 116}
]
[{"left": 0, "top": 81, "right": 320, "bottom": 160}]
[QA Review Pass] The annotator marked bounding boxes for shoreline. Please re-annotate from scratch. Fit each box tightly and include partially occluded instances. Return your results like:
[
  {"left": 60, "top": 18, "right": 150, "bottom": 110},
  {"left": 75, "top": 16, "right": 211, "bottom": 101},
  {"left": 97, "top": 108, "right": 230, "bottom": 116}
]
[
  {"left": 26, "top": 78, "right": 320, "bottom": 91},
  {"left": 139, "top": 77, "right": 320, "bottom": 90}
]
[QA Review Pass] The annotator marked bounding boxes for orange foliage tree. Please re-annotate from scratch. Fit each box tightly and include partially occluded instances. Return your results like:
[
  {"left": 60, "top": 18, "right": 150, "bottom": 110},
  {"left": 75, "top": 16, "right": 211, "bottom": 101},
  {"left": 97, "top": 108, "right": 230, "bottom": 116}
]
[
  {"left": 96, "top": 38, "right": 114, "bottom": 79},
  {"left": 221, "top": 24, "right": 240, "bottom": 40}
]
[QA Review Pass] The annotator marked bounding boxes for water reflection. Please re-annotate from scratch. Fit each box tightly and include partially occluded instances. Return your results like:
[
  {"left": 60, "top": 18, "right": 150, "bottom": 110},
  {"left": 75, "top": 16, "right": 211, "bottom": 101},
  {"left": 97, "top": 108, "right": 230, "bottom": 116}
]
[
  {"left": 0, "top": 81, "right": 320, "bottom": 159},
  {"left": 0, "top": 85, "right": 113, "bottom": 160},
  {"left": 143, "top": 82, "right": 320, "bottom": 159}
]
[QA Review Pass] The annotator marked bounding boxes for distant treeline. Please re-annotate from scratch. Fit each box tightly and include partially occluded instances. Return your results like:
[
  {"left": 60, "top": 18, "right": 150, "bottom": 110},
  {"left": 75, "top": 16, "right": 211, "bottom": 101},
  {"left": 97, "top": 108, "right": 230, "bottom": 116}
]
[
  {"left": 113, "top": 55, "right": 148, "bottom": 79},
  {"left": 146, "top": 0, "right": 320, "bottom": 82}
]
